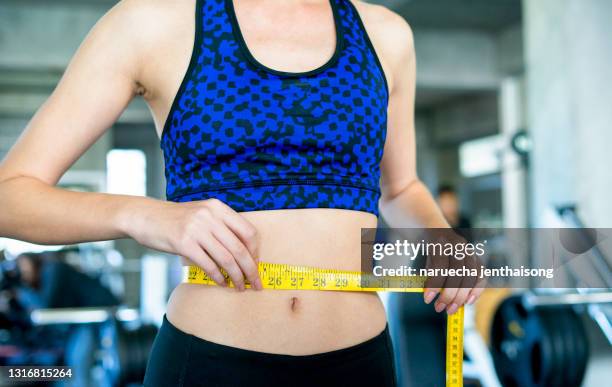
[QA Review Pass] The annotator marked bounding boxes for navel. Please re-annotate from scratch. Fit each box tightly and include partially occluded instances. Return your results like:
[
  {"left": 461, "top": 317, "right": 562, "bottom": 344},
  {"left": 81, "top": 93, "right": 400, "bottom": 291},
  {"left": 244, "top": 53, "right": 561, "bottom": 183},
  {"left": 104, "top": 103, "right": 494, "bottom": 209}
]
[{"left": 290, "top": 296, "right": 300, "bottom": 312}]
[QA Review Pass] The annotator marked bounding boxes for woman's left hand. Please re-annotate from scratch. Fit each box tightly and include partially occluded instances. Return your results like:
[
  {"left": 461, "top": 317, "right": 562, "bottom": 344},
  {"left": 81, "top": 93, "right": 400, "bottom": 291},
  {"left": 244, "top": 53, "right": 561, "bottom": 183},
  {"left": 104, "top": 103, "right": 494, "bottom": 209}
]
[{"left": 422, "top": 231, "right": 486, "bottom": 315}]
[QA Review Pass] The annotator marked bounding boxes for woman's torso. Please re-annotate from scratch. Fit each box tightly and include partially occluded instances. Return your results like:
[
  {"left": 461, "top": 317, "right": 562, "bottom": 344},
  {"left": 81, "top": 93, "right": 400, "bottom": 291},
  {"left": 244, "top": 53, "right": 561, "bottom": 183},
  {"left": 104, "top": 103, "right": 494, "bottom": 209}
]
[
  {"left": 139, "top": 0, "right": 389, "bottom": 354},
  {"left": 169, "top": 210, "right": 386, "bottom": 354}
]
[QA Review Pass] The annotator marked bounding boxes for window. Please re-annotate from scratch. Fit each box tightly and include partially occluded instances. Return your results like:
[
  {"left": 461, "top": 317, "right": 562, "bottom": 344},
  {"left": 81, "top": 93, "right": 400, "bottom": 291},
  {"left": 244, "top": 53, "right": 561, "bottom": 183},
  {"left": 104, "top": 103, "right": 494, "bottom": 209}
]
[{"left": 106, "top": 149, "right": 147, "bottom": 196}]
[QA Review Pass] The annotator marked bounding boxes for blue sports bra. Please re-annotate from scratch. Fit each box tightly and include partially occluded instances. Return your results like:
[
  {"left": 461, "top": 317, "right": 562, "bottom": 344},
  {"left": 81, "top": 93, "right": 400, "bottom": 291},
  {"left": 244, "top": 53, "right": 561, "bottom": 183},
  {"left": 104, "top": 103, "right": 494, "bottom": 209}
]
[{"left": 161, "top": 0, "right": 388, "bottom": 216}]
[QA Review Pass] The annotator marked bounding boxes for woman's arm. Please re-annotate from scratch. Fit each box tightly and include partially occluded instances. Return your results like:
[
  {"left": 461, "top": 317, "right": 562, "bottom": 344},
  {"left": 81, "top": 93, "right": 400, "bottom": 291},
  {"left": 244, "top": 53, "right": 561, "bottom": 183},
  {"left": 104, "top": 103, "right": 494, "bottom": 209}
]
[
  {"left": 0, "top": 1, "right": 143, "bottom": 244},
  {"left": 375, "top": 12, "right": 483, "bottom": 312},
  {"left": 0, "top": 0, "right": 261, "bottom": 291},
  {"left": 377, "top": 14, "right": 447, "bottom": 229}
]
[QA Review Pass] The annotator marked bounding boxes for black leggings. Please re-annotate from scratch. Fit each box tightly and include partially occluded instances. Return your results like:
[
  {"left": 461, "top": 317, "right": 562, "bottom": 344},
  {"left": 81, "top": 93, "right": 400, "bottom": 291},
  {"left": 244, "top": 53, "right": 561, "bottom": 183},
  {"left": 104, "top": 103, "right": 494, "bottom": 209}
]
[{"left": 144, "top": 315, "right": 397, "bottom": 387}]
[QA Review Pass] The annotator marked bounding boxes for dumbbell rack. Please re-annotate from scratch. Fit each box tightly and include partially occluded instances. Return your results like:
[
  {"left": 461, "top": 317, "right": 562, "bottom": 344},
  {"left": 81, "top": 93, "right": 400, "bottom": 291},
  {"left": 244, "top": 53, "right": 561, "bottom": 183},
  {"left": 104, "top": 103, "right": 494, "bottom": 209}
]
[
  {"left": 485, "top": 206, "right": 612, "bottom": 387},
  {"left": 30, "top": 307, "right": 157, "bottom": 387},
  {"left": 464, "top": 206, "right": 612, "bottom": 387},
  {"left": 523, "top": 289, "right": 612, "bottom": 344},
  {"left": 30, "top": 307, "right": 139, "bottom": 325}
]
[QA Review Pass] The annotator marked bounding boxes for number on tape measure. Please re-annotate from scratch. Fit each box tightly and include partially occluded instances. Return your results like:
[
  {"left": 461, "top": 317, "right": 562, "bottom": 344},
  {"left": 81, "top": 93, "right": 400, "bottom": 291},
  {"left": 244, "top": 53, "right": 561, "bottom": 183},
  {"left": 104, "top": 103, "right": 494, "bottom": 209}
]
[
  {"left": 185, "top": 262, "right": 464, "bottom": 387},
  {"left": 446, "top": 306, "right": 464, "bottom": 387}
]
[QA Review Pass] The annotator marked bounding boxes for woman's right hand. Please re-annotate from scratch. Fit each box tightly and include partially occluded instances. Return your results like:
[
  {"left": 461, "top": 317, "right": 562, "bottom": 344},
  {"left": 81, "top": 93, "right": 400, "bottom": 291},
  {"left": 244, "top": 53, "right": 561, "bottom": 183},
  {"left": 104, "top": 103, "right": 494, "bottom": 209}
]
[{"left": 124, "top": 198, "right": 262, "bottom": 291}]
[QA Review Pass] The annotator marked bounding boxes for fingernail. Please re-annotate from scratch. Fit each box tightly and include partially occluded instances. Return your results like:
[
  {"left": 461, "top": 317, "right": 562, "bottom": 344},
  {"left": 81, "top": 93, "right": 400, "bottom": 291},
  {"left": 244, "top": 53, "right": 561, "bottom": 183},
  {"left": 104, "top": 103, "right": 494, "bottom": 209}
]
[
  {"left": 446, "top": 303, "right": 458, "bottom": 315},
  {"left": 424, "top": 291, "right": 437, "bottom": 304},
  {"left": 254, "top": 278, "right": 262, "bottom": 290},
  {"left": 435, "top": 303, "right": 446, "bottom": 313},
  {"left": 467, "top": 295, "right": 476, "bottom": 305}
]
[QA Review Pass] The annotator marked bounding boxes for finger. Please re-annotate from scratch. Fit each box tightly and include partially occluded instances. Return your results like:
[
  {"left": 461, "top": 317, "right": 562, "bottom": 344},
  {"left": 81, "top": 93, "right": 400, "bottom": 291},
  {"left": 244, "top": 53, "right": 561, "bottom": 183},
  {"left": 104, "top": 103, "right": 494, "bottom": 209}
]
[
  {"left": 182, "top": 242, "right": 226, "bottom": 287},
  {"left": 211, "top": 223, "right": 262, "bottom": 290},
  {"left": 200, "top": 233, "right": 246, "bottom": 291},
  {"left": 424, "top": 276, "right": 445, "bottom": 302},
  {"left": 446, "top": 286, "right": 471, "bottom": 315},
  {"left": 424, "top": 254, "right": 450, "bottom": 304},
  {"left": 433, "top": 256, "right": 464, "bottom": 312},
  {"left": 424, "top": 287, "right": 440, "bottom": 304},
  {"left": 224, "top": 214, "right": 259, "bottom": 261},
  {"left": 457, "top": 254, "right": 479, "bottom": 289},
  {"left": 435, "top": 286, "right": 458, "bottom": 313},
  {"left": 466, "top": 280, "right": 487, "bottom": 305},
  {"left": 444, "top": 252, "right": 479, "bottom": 314},
  {"left": 209, "top": 200, "right": 259, "bottom": 259}
]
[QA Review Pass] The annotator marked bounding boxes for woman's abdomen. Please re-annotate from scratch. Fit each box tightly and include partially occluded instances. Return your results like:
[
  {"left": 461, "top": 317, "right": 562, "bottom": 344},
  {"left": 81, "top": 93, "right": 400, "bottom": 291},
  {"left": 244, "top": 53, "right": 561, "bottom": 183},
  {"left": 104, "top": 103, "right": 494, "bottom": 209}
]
[{"left": 166, "top": 208, "right": 387, "bottom": 355}]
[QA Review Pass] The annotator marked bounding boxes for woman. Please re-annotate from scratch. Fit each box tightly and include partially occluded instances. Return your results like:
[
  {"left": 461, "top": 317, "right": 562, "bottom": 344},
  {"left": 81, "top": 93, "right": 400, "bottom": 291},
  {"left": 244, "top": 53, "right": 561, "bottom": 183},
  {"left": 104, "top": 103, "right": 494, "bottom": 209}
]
[{"left": 0, "top": 0, "right": 483, "bottom": 386}]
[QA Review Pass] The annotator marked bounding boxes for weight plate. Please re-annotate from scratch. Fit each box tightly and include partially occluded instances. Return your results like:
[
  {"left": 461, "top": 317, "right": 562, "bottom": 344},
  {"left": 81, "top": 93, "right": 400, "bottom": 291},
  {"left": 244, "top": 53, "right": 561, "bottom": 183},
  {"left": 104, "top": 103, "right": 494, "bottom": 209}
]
[
  {"left": 491, "top": 296, "right": 591, "bottom": 387},
  {"left": 491, "top": 295, "right": 554, "bottom": 387},
  {"left": 560, "top": 307, "right": 589, "bottom": 386},
  {"left": 537, "top": 309, "right": 565, "bottom": 387}
]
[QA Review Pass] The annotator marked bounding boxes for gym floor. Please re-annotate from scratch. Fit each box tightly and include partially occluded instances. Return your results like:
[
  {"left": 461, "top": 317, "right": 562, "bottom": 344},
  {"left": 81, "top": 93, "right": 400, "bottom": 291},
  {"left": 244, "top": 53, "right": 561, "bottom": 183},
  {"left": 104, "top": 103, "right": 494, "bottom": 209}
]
[{"left": 1, "top": 0, "right": 611, "bottom": 386}]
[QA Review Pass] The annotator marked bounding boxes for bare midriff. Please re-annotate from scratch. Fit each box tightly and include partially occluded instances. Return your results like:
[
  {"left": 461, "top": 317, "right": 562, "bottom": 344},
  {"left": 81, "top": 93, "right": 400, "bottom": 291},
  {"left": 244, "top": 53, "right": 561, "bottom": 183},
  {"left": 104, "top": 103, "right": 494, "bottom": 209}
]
[{"left": 166, "top": 208, "right": 387, "bottom": 355}]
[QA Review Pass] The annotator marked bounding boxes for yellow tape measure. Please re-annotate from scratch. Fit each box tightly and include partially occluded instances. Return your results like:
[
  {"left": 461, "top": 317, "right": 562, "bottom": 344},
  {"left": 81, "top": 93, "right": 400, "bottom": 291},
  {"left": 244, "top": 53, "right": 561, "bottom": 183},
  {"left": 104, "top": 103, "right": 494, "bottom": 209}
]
[{"left": 184, "top": 262, "right": 464, "bottom": 387}]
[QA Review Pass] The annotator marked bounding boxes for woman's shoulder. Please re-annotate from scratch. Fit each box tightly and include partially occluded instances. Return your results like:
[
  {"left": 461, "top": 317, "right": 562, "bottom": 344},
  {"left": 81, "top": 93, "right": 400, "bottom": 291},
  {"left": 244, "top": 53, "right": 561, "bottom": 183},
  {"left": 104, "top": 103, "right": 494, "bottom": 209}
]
[
  {"left": 350, "top": 0, "right": 413, "bottom": 42},
  {"left": 102, "top": 0, "right": 195, "bottom": 46},
  {"left": 349, "top": 0, "right": 415, "bottom": 91},
  {"left": 90, "top": 0, "right": 198, "bottom": 94}
]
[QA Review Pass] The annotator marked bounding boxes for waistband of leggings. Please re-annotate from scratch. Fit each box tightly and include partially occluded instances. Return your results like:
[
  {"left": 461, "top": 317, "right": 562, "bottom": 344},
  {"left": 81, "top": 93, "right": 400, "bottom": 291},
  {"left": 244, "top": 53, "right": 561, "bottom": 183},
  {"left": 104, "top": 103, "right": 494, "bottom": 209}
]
[{"left": 160, "top": 314, "right": 390, "bottom": 365}]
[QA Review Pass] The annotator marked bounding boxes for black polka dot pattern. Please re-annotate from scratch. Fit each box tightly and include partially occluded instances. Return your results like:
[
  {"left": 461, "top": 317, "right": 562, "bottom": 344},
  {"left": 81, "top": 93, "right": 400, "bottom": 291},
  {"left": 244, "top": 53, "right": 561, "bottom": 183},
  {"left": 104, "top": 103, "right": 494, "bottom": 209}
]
[{"left": 160, "top": 0, "right": 388, "bottom": 215}]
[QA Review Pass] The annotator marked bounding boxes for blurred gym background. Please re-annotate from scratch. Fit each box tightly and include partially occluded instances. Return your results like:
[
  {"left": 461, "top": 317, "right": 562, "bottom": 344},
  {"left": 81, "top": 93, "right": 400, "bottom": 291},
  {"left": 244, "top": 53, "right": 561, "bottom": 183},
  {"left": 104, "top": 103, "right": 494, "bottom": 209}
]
[{"left": 0, "top": 0, "right": 610, "bottom": 386}]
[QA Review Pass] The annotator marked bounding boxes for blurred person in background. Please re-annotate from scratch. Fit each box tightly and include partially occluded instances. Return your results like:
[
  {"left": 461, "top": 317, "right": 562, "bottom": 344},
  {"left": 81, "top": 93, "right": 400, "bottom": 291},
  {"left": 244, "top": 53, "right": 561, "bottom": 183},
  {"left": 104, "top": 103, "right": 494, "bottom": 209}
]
[
  {"left": 437, "top": 184, "right": 473, "bottom": 243},
  {"left": 436, "top": 184, "right": 472, "bottom": 230},
  {"left": 14, "top": 252, "right": 119, "bottom": 310}
]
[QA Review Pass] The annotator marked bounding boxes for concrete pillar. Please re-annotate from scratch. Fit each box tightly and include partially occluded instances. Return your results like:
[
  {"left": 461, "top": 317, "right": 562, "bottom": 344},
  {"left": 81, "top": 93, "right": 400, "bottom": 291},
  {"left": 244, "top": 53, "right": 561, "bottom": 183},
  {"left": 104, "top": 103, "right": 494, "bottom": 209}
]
[
  {"left": 523, "top": 0, "right": 612, "bottom": 227},
  {"left": 499, "top": 76, "right": 528, "bottom": 228}
]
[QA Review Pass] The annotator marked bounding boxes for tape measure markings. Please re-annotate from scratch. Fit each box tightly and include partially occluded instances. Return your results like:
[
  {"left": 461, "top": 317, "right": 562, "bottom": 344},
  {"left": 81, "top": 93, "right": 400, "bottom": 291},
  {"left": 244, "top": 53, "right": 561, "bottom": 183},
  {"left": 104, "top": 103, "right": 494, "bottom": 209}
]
[{"left": 184, "top": 262, "right": 464, "bottom": 387}]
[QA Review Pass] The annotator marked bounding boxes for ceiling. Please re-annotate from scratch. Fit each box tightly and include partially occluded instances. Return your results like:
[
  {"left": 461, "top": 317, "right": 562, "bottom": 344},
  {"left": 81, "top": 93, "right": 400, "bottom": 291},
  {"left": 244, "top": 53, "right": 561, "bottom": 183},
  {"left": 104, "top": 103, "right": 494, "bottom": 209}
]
[
  {"left": 375, "top": 0, "right": 522, "bottom": 31},
  {"left": 3, "top": 0, "right": 522, "bottom": 32}
]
